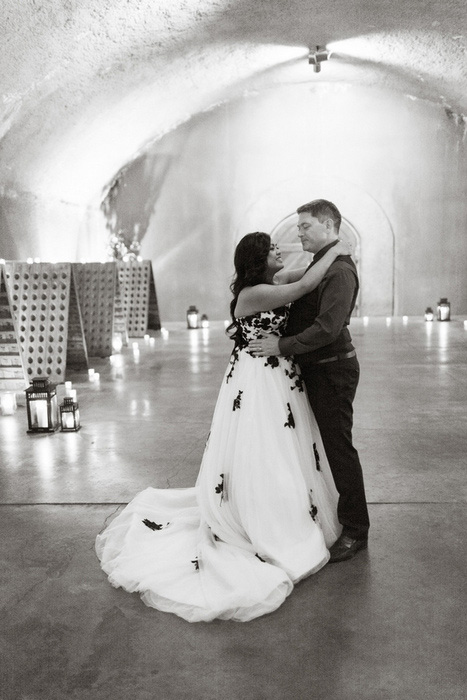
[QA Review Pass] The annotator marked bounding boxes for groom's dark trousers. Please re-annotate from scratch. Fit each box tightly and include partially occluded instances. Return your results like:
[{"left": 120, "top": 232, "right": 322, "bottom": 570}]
[
  {"left": 279, "top": 244, "right": 370, "bottom": 540},
  {"left": 300, "top": 356, "right": 369, "bottom": 539}
]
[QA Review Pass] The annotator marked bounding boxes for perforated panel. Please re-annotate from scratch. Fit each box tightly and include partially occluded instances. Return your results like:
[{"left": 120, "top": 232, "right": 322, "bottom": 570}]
[
  {"left": 113, "top": 276, "right": 129, "bottom": 346},
  {"left": 72, "top": 263, "right": 116, "bottom": 357},
  {"left": 117, "top": 260, "right": 160, "bottom": 337},
  {"left": 147, "top": 262, "right": 161, "bottom": 331},
  {"left": 4, "top": 262, "right": 71, "bottom": 383},
  {"left": 66, "top": 269, "right": 89, "bottom": 370},
  {"left": 0, "top": 266, "right": 28, "bottom": 391}
]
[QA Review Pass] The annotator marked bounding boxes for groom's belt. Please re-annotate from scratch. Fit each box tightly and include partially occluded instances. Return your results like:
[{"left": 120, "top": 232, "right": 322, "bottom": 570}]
[{"left": 313, "top": 350, "right": 356, "bottom": 364}]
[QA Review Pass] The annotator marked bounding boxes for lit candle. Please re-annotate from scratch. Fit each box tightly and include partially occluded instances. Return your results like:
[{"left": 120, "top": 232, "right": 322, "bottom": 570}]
[
  {"left": 386, "top": 317, "right": 391, "bottom": 326},
  {"left": 149, "top": 337, "right": 156, "bottom": 346},
  {"left": 144, "top": 334, "right": 150, "bottom": 344},
  {"left": 63, "top": 412, "right": 75, "bottom": 430},
  {"left": 93, "top": 373, "right": 100, "bottom": 383},
  {"left": 224, "top": 320, "right": 230, "bottom": 328},
  {"left": 160, "top": 328, "right": 169, "bottom": 340},
  {"left": 402, "top": 316, "right": 408, "bottom": 324},
  {"left": 69, "top": 389, "right": 77, "bottom": 400},
  {"left": 1, "top": 393, "right": 16, "bottom": 415},
  {"left": 88, "top": 369, "right": 95, "bottom": 380},
  {"left": 132, "top": 342, "right": 139, "bottom": 351},
  {"left": 112, "top": 336, "right": 123, "bottom": 353},
  {"left": 363, "top": 316, "right": 369, "bottom": 326},
  {"left": 33, "top": 400, "right": 49, "bottom": 428},
  {"left": 464, "top": 321, "right": 467, "bottom": 330},
  {"left": 65, "top": 381, "right": 73, "bottom": 396}
]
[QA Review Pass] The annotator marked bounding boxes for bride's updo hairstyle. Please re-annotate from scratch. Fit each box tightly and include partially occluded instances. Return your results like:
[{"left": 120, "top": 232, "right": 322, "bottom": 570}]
[{"left": 227, "top": 231, "right": 271, "bottom": 341}]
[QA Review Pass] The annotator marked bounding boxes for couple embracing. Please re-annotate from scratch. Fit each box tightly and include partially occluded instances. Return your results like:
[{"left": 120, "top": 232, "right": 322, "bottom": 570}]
[{"left": 96, "top": 198, "right": 370, "bottom": 623}]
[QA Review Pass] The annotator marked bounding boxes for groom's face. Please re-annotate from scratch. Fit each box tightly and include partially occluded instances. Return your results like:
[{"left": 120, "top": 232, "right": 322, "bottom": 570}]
[{"left": 297, "top": 212, "right": 330, "bottom": 254}]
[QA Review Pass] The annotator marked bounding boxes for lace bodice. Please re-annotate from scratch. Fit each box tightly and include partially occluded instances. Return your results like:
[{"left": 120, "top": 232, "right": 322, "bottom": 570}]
[{"left": 236, "top": 306, "right": 289, "bottom": 344}]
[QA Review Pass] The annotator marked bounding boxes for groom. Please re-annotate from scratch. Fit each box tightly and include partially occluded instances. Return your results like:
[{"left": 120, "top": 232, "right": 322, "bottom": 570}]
[{"left": 250, "top": 199, "right": 370, "bottom": 562}]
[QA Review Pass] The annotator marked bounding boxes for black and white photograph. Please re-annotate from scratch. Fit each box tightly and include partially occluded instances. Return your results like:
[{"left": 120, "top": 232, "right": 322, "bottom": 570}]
[{"left": 0, "top": 1, "right": 465, "bottom": 699}]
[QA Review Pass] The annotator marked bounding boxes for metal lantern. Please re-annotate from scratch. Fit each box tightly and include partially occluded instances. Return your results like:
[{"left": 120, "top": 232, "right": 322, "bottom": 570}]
[
  {"left": 25, "top": 377, "right": 59, "bottom": 433},
  {"left": 186, "top": 305, "right": 199, "bottom": 329},
  {"left": 60, "top": 396, "right": 81, "bottom": 432},
  {"left": 424, "top": 307, "right": 434, "bottom": 322},
  {"left": 437, "top": 298, "right": 451, "bottom": 321},
  {"left": 200, "top": 314, "right": 209, "bottom": 328}
]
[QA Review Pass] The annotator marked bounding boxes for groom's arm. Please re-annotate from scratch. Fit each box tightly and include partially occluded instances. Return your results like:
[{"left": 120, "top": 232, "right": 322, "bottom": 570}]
[
  {"left": 279, "top": 265, "right": 356, "bottom": 356},
  {"left": 251, "top": 264, "right": 356, "bottom": 357}
]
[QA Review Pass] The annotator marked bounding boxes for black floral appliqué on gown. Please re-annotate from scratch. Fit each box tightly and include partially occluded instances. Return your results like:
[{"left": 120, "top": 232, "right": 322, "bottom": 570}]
[{"left": 96, "top": 306, "right": 341, "bottom": 623}]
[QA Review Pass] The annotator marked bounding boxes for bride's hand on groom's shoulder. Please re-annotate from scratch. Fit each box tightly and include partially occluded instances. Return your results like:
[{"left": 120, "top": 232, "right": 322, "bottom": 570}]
[
  {"left": 334, "top": 238, "right": 353, "bottom": 256},
  {"left": 249, "top": 333, "right": 280, "bottom": 357}
]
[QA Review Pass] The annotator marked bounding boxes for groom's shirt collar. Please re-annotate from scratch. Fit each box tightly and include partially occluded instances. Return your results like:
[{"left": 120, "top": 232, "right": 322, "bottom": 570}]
[{"left": 311, "top": 240, "right": 339, "bottom": 265}]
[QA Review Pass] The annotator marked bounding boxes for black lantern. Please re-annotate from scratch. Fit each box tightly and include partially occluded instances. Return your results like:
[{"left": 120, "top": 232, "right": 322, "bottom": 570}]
[
  {"left": 186, "top": 305, "right": 199, "bottom": 329},
  {"left": 25, "top": 377, "right": 59, "bottom": 433},
  {"left": 60, "top": 396, "right": 81, "bottom": 432},
  {"left": 424, "top": 307, "right": 434, "bottom": 322},
  {"left": 437, "top": 298, "right": 451, "bottom": 321},
  {"left": 200, "top": 314, "right": 209, "bottom": 328}
]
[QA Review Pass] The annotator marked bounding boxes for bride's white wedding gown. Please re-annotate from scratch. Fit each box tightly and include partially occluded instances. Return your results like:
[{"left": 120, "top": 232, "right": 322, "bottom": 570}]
[{"left": 96, "top": 307, "right": 341, "bottom": 622}]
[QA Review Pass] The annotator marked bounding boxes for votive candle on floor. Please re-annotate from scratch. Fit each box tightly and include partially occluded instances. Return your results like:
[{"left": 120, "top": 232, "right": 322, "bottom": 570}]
[{"left": 1, "top": 393, "right": 17, "bottom": 415}]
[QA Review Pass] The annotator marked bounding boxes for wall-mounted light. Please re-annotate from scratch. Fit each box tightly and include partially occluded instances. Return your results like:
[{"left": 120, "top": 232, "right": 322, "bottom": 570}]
[{"left": 308, "top": 46, "right": 331, "bottom": 72}]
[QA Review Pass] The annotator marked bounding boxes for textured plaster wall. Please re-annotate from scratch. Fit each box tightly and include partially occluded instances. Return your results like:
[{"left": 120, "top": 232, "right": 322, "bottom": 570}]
[{"left": 130, "top": 84, "right": 467, "bottom": 321}]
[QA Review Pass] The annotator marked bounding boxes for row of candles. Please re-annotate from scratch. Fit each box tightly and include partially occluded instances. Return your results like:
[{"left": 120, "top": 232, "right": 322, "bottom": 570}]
[
  {"left": 0, "top": 332, "right": 165, "bottom": 429},
  {"left": 0, "top": 302, "right": 461, "bottom": 427}
]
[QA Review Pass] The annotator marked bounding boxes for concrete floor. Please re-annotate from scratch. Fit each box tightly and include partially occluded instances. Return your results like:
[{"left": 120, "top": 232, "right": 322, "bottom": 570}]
[{"left": 0, "top": 317, "right": 466, "bottom": 700}]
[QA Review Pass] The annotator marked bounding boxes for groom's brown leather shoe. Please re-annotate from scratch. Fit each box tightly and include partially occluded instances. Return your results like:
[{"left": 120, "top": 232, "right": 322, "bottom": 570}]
[{"left": 329, "top": 534, "right": 368, "bottom": 563}]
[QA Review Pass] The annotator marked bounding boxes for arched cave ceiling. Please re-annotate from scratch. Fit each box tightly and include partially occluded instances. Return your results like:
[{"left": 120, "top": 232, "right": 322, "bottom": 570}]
[{"left": 0, "top": 0, "right": 466, "bottom": 204}]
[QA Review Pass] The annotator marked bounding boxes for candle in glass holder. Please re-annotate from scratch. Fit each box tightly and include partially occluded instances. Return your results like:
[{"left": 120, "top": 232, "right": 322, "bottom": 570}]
[
  {"left": 112, "top": 335, "right": 123, "bottom": 353},
  {"left": 88, "top": 369, "right": 95, "bottom": 380},
  {"left": 63, "top": 412, "right": 75, "bottom": 429},
  {"left": 32, "top": 400, "right": 49, "bottom": 428},
  {"left": 1, "top": 393, "right": 17, "bottom": 415}
]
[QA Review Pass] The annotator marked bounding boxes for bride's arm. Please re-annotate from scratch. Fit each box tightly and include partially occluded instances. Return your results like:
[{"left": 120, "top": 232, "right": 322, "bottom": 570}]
[
  {"left": 235, "top": 241, "right": 350, "bottom": 317},
  {"left": 274, "top": 267, "right": 308, "bottom": 284}
]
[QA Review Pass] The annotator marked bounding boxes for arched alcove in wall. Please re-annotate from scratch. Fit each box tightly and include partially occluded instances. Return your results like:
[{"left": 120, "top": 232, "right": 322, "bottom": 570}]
[
  {"left": 235, "top": 175, "right": 395, "bottom": 316},
  {"left": 270, "top": 213, "right": 362, "bottom": 316}
]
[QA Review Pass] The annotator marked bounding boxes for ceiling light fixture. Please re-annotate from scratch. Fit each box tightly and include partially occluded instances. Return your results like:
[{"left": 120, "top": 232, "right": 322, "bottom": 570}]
[{"left": 308, "top": 46, "right": 331, "bottom": 72}]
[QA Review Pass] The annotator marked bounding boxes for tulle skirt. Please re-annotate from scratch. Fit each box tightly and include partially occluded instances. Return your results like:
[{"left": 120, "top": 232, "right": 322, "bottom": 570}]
[{"left": 96, "top": 349, "right": 341, "bottom": 622}]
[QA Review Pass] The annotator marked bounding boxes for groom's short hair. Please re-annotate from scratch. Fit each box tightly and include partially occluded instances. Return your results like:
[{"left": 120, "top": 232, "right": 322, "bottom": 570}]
[{"left": 297, "top": 199, "right": 342, "bottom": 233}]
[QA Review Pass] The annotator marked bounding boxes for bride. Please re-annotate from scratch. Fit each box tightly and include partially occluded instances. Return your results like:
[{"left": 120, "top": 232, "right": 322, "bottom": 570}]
[{"left": 96, "top": 232, "right": 351, "bottom": 622}]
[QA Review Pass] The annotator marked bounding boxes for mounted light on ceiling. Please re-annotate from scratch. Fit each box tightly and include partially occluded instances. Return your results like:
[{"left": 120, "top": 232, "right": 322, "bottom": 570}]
[{"left": 308, "top": 46, "right": 331, "bottom": 72}]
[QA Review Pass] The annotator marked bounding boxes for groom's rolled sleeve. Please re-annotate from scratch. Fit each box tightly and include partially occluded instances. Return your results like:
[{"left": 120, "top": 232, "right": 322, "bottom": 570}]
[{"left": 278, "top": 266, "right": 356, "bottom": 356}]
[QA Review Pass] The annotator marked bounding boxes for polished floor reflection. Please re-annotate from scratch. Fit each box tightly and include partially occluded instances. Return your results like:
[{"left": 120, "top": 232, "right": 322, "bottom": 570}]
[{"left": 1, "top": 317, "right": 466, "bottom": 700}]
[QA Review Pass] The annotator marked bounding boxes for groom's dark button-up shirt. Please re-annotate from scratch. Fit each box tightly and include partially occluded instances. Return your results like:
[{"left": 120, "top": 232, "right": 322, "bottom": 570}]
[{"left": 278, "top": 242, "right": 359, "bottom": 365}]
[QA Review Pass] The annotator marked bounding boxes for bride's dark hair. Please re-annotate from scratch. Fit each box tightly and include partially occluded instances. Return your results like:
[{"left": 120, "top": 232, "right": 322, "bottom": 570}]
[{"left": 227, "top": 232, "right": 271, "bottom": 343}]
